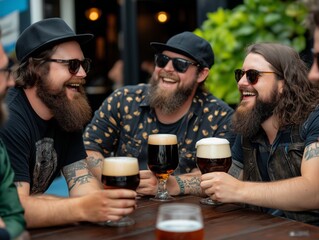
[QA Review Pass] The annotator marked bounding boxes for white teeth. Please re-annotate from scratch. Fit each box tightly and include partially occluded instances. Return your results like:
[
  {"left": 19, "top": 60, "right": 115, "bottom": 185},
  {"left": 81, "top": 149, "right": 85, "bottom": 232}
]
[
  {"left": 243, "top": 91, "right": 255, "bottom": 96},
  {"left": 163, "top": 77, "right": 176, "bottom": 83},
  {"left": 69, "top": 83, "right": 80, "bottom": 87}
]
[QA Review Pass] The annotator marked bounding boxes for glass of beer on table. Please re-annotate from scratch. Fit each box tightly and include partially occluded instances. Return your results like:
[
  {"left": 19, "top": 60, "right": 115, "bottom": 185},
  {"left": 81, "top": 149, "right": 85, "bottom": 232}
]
[
  {"left": 156, "top": 203, "right": 204, "bottom": 240},
  {"left": 147, "top": 134, "right": 179, "bottom": 201},
  {"left": 195, "top": 137, "right": 232, "bottom": 205},
  {"left": 101, "top": 156, "right": 140, "bottom": 226}
]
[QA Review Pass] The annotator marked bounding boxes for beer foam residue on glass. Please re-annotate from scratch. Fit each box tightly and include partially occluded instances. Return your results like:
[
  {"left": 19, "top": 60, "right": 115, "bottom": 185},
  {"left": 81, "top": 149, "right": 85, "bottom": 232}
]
[
  {"left": 195, "top": 137, "right": 231, "bottom": 158},
  {"left": 148, "top": 134, "right": 177, "bottom": 145},
  {"left": 103, "top": 157, "right": 139, "bottom": 176},
  {"left": 157, "top": 220, "right": 203, "bottom": 232}
]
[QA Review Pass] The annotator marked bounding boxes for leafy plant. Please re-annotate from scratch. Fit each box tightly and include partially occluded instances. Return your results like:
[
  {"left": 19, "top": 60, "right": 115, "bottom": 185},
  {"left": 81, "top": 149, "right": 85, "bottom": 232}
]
[{"left": 195, "top": 0, "right": 308, "bottom": 105}]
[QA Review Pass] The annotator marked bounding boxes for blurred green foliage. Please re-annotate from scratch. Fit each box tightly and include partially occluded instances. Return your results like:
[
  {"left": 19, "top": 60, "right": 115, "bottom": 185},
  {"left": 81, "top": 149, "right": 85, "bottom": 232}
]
[{"left": 195, "top": 0, "right": 308, "bottom": 105}]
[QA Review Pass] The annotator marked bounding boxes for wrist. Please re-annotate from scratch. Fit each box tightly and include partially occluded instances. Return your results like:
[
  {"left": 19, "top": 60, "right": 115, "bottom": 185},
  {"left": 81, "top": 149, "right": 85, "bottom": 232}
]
[{"left": 174, "top": 176, "right": 185, "bottom": 195}]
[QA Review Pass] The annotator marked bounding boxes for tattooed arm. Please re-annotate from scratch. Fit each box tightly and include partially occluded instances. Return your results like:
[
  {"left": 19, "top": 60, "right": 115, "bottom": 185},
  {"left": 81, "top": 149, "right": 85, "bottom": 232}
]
[
  {"left": 201, "top": 141, "right": 319, "bottom": 210},
  {"left": 85, "top": 150, "right": 105, "bottom": 180},
  {"left": 138, "top": 169, "right": 205, "bottom": 197},
  {"left": 15, "top": 159, "right": 137, "bottom": 228}
]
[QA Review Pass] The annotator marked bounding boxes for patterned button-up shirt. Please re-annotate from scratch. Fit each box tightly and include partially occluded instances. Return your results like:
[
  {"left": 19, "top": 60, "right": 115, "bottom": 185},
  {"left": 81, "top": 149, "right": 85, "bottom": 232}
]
[{"left": 84, "top": 84, "right": 235, "bottom": 174}]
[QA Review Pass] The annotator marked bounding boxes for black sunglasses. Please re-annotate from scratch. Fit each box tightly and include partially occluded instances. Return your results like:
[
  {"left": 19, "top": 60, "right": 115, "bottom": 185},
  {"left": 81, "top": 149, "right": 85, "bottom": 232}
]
[
  {"left": 154, "top": 53, "right": 200, "bottom": 73},
  {"left": 234, "top": 69, "right": 275, "bottom": 85},
  {"left": 46, "top": 58, "right": 91, "bottom": 74}
]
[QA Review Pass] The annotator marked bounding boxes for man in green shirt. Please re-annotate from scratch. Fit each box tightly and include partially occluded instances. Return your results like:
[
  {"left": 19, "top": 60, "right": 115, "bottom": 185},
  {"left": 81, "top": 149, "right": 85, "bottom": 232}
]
[{"left": 0, "top": 29, "right": 28, "bottom": 239}]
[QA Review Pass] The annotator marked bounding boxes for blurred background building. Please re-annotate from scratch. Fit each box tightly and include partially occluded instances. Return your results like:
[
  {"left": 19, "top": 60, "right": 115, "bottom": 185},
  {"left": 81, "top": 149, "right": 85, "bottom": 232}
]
[{"left": 0, "top": 0, "right": 242, "bottom": 112}]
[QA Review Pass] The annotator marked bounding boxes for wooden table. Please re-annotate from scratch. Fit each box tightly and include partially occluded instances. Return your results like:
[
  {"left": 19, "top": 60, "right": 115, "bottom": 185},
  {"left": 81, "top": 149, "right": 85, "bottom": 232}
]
[{"left": 30, "top": 195, "right": 319, "bottom": 239}]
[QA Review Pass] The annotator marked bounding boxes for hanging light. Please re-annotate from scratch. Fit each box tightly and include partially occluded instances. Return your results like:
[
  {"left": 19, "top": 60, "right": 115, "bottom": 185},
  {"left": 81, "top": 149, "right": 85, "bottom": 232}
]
[
  {"left": 156, "top": 11, "right": 169, "bottom": 23},
  {"left": 85, "top": 7, "right": 102, "bottom": 21}
]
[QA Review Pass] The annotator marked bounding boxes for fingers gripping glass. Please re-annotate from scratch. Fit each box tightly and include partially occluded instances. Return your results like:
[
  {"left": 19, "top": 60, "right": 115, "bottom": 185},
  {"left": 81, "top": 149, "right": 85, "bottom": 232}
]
[
  {"left": 234, "top": 69, "right": 275, "bottom": 85},
  {"left": 155, "top": 53, "right": 199, "bottom": 73},
  {"left": 46, "top": 58, "right": 91, "bottom": 74}
]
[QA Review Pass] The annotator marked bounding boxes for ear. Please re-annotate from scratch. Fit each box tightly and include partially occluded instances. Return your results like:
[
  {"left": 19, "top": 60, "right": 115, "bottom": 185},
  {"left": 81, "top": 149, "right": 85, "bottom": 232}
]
[
  {"left": 278, "top": 79, "right": 284, "bottom": 94},
  {"left": 197, "top": 67, "right": 210, "bottom": 84}
]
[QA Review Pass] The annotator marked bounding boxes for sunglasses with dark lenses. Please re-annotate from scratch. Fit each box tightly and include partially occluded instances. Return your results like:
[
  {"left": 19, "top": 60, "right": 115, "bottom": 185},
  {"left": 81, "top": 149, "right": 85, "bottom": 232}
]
[
  {"left": 154, "top": 53, "right": 199, "bottom": 73},
  {"left": 46, "top": 58, "right": 91, "bottom": 74},
  {"left": 234, "top": 69, "right": 275, "bottom": 85}
]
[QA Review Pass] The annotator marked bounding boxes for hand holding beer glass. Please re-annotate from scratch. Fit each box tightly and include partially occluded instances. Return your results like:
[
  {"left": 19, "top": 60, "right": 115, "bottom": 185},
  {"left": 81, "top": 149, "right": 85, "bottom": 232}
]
[
  {"left": 101, "top": 156, "right": 140, "bottom": 226},
  {"left": 156, "top": 203, "right": 204, "bottom": 240},
  {"left": 196, "top": 137, "right": 232, "bottom": 205},
  {"left": 147, "top": 134, "right": 179, "bottom": 201}
]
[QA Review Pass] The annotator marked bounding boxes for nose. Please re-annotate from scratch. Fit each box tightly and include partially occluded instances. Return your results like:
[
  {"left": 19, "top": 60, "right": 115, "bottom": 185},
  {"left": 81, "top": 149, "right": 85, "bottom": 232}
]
[
  {"left": 308, "top": 62, "right": 319, "bottom": 85},
  {"left": 75, "top": 65, "right": 87, "bottom": 78},
  {"left": 163, "top": 59, "right": 175, "bottom": 72}
]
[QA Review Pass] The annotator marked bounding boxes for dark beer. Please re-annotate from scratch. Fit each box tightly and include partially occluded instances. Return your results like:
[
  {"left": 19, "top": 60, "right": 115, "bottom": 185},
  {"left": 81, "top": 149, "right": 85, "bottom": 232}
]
[
  {"left": 147, "top": 134, "right": 179, "bottom": 180},
  {"left": 102, "top": 157, "right": 140, "bottom": 190},
  {"left": 195, "top": 137, "right": 231, "bottom": 174},
  {"left": 156, "top": 220, "right": 204, "bottom": 240},
  {"left": 102, "top": 174, "right": 140, "bottom": 190},
  {"left": 196, "top": 156, "right": 232, "bottom": 174}
]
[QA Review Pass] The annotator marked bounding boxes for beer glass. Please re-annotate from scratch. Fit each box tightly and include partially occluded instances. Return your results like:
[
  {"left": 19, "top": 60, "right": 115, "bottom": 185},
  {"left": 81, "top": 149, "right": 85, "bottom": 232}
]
[
  {"left": 147, "top": 134, "right": 179, "bottom": 201},
  {"left": 196, "top": 137, "right": 232, "bottom": 205},
  {"left": 156, "top": 203, "right": 204, "bottom": 240},
  {"left": 101, "top": 156, "right": 140, "bottom": 226}
]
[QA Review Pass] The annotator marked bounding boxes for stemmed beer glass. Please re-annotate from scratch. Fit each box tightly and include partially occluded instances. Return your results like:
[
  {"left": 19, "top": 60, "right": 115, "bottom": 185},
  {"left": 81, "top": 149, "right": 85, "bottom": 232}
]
[
  {"left": 147, "top": 134, "right": 179, "bottom": 201},
  {"left": 101, "top": 156, "right": 140, "bottom": 226},
  {"left": 195, "top": 137, "right": 232, "bottom": 206}
]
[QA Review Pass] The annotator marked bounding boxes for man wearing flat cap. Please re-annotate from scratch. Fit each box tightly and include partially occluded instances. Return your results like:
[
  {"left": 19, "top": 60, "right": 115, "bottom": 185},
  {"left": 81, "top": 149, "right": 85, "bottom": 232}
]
[
  {"left": 84, "top": 31, "right": 235, "bottom": 197},
  {"left": 0, "top": 18, "right": 138, "bottom": 228}
]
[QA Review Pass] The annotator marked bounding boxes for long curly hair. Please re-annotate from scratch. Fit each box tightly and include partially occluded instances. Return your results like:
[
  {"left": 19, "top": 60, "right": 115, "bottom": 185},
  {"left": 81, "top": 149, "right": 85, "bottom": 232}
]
[{"left": 247, "top": 43, "right": 319, "bottom": 128}]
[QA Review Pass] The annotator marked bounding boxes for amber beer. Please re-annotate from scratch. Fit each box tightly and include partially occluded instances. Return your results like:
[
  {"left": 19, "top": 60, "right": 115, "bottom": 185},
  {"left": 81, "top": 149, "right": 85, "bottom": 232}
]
[
  {"left": 156, "top": 220, "right": 204, "bottom": 240},
  {"left": 102, "top": 157, "right": 140, "bottom": 190},
  {"left": 196, "top": 138, "right": 232, "bottom": 174},
  {"left": 148, "top": 134, "right": 179, "bottom": 180},
  {"left": 156, "top": 203, "right": 204, "bottom": 240}
]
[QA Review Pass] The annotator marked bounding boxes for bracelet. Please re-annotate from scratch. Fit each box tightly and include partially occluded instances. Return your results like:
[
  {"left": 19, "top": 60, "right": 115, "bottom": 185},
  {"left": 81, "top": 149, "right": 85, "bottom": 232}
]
[{"left": 175, "top": 176, "right": 185, "bottom": 195}]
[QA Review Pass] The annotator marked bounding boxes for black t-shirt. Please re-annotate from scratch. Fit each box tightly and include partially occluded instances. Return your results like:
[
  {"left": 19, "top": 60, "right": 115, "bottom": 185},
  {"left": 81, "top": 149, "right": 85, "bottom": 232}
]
[{"left": 0, "top": 88, "right": 87, "bottom": 194}]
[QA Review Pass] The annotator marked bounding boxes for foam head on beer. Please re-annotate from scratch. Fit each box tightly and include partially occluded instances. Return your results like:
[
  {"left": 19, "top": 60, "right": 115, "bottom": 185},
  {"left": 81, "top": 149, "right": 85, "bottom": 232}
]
[
  {"left": 102, "top": 157, "right": 139, "bottom": 176},
  {"left": 195, "top": 137, "right": 231, "bottom": 159},
  {"left": 148, "top": 134, "right": 177, "bottom": 145}
]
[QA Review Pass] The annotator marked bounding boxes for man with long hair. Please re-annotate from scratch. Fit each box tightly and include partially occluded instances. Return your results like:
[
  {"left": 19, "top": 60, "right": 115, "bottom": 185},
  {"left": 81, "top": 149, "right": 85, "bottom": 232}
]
[
  {"left": 0, "top": 18, "right": 137, "bottom": 228},
  {"left": 201, "top": 43, "right": 319, "bottom": 225}
]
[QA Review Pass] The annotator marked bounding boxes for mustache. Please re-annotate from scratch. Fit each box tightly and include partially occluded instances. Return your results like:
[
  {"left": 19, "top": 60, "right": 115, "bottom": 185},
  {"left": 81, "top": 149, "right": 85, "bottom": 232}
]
[{"left": 158, "top": 70, "right": 179, "bottom": 81}]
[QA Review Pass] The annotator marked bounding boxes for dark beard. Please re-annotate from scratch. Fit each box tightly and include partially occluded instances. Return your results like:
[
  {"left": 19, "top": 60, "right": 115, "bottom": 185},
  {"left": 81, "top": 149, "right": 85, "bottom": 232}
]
[
  {"left": 37, "top": 80, "right": 92, "bottom": 132},
  {"left": 232, "top": 89, "right": 279, "bottom": 138},
  {"left": 148, "top": 75, "right": 195, "bottom": 115}
]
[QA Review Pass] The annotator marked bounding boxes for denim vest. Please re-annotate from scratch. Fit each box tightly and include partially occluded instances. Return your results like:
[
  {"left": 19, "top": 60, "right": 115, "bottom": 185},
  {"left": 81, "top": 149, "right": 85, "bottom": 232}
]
[{"left": 242, "top": 125, "right": 319, "bottom": 225}]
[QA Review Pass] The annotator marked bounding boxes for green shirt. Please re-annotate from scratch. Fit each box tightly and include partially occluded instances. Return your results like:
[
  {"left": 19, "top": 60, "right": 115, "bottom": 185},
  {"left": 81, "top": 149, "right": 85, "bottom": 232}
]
[{"left": 0, "top": 139, "right": 26, "bottom": 238}]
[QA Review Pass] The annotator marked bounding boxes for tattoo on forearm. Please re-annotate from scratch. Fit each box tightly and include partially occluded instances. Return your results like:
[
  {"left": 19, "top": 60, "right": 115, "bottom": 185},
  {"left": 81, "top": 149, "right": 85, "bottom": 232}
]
[
  {"left": 184, "top": 176, "right": 202, "bottom": 196},
  {"left": 86, "top": 155, "right": 103, "bottom": 170},
  {"left": 304, "top": 142, "right": 319, "bottom": 161},
  {"left": 63, "top": 159, "right": 94, "bottom": 191}
]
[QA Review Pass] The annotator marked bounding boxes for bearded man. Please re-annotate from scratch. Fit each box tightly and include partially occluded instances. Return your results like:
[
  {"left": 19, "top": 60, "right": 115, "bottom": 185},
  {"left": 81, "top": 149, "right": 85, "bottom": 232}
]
[
  {"left": 201, "top": 43, "right": 319, "bottom": 225},
  {"left": 84, "top": 31, "right": 235, "bottom": 197},
  {"left": 0, "top": 18, "right": 138, "bottom": 228}
]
